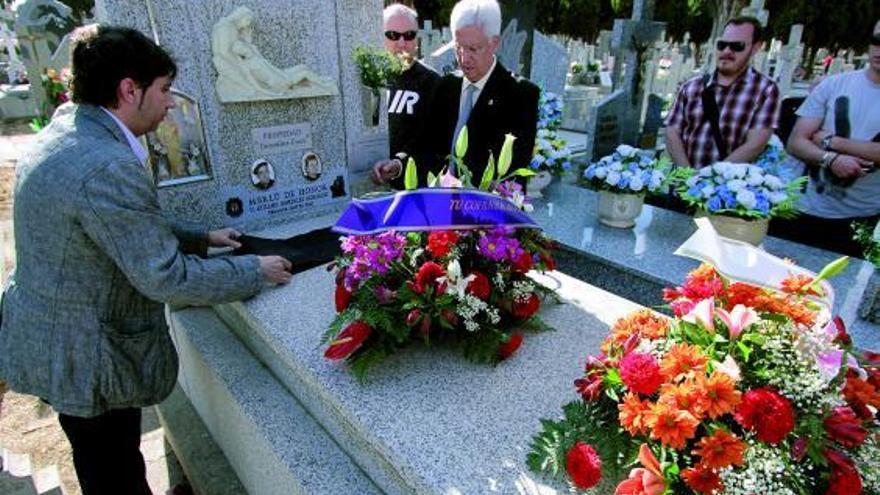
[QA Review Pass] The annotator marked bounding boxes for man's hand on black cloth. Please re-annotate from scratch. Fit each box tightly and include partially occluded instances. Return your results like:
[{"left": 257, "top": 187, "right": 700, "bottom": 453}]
[{"left": 234, "top": 228, "right": 342, "bottom": 276}]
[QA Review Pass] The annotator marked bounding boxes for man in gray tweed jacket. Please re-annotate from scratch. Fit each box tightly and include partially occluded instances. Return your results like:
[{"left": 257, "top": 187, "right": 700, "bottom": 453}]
[{"left": 0, "top": 25, "right": 292, "bottom": 494}]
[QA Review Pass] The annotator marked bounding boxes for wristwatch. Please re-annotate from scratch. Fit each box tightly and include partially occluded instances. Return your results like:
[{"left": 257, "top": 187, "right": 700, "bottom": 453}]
[
  {"left": 820, "top": 134, "right": 834, "bottom": 151},
  {"left": 389, "top": 158, "right": 403, "bottom": 179}
]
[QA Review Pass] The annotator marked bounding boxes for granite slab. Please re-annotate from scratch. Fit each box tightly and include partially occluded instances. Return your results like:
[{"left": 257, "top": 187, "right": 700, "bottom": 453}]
[
  {"left": 213, "top": 267, "right": 642, "bottom": 495},
  {"left": 530, "top": 182, "right": 878, "bottom": 349}
]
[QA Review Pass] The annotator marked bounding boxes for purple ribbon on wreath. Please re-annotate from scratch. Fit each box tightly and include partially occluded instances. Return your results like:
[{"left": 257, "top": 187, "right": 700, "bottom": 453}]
[{"left": 332, "top": 189, "right": 540, "bottom": 235}]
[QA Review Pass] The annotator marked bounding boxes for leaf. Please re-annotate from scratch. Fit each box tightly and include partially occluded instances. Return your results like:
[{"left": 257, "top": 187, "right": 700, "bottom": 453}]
[
  {"left": 736, "top": 340, "right": 752, "bottom": 362},
  {"left": 497, "top": 133, "right": 516, "bottom": 176},
  {"left": 455, "top": 125, "right": 469, "bottom": 159},
  {"left": 509, "top": 168, "right": 537, "bottom": 178},
  {"left": 427, "top": 171, "right": 439, "bottom": 188},
  {"left": 404, "top": 156, "right": 418, "bottom": 190},
  {"left": 479, "top": 153, "right": 495, "bottom": 191},
  {"left": 812, "top": 256, "right": 849, "bottom": 284}
]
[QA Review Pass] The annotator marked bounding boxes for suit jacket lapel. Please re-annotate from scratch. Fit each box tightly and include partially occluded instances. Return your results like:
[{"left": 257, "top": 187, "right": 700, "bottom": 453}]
[{"left": 467, "top": 63, "right": 505, "bottom": 127}]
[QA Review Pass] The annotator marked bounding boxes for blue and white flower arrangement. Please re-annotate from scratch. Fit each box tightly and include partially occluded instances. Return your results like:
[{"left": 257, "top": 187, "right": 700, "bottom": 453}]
[
  {"left": 531, "top": 129, "right": 573, "bottom": 176},
  {"left": 582, "top": 145, "right": 669, "bottom": 194},
  {"left": 531, "top": 90, "right": 573, "bottom": 176},
  {"left": 538, "top": 90, "right": 564, "bottom": 131},
  {"left": 674, "top": 161, "right": 805, "bottom": 219}
]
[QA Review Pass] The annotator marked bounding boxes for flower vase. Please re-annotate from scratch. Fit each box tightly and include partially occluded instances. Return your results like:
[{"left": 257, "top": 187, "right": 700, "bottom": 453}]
[
  {"left": 361, "top": 86, "right": 382, "bottom": 127},
  {"left": 858, "top": 268, "right": 880, "bottom": 324},
  {"left": 527, "top": 170, "right": 553, "bottom": 199},
  {"left": 597, "top": 191, "right": 644, "bottom": 228},
  {"left": 706, "top": 214, "right": 770, "bottom": 246}
]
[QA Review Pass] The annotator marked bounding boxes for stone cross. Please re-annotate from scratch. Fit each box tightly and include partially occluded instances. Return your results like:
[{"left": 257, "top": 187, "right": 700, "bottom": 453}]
[
  {"left": 775, "top": 24, "right": 803, "bottom": 96},
  {"left": 0, "top": 21, "right": 25, "bottom": 83},
  {"left": 609, "top": 0, "right": 665, "bottom": 146},
  {"left": 13, "top": 0, "right": 75, "bottom": 111},
  {"left": 740, "top": 0, "right": 769, "bottom": 27},
  {"left": 417, "top": 20, "right": 445, "bottom": 60}
]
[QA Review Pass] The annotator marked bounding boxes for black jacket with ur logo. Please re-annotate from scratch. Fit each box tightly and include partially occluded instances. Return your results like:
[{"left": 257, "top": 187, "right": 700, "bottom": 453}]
[{"left": 387, "top": 60, "right": 440, "bottom": 188}]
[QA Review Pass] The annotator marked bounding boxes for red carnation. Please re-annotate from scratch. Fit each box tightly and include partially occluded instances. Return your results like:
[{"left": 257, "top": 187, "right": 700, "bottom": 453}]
[
  {"left": 427, "top": 230, "right": 459, "bottom": 258},
  {"left": 619, "top": 352, "right": 662, "bottom": 396},
  {"left": 324, "top": 321, "right": 372, "bottom": 360},
  {"left": 566, "top": 441, "right": 602, "bottom": 489},
  {"left": 734, "top": 387, "right": 795, "bottom": 444},
  {"left": 466, "top": 270, "right": 491, "bottom": 300},
  {"left": 511, "top": 293, "right": 541, "bottom": 320},
  {"left": 824, "top": 448, "right": 863, "bottom": 495},
  {"left": 670, "top": 299, "right": 696, "bottom": 318},
  {"left": 414, "top": 261, "right": 446, "bottom": 294},
  {"left": 824, "top": 406, "right": 868, "bottom": 448},
  {"left": 511, "top": 252, "right": 534, "bottom": 273},
  {"left": 498, "top": 332, "right": 523, "bottom": 359},
  {"left": 334, "top": 283, "right": 352, "bottom": 312}
]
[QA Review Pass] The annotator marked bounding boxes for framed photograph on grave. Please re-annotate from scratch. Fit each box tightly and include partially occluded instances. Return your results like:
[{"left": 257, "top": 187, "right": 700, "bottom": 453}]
[{"left": 143, "top": 89, "right": 213, "bottom": 187}]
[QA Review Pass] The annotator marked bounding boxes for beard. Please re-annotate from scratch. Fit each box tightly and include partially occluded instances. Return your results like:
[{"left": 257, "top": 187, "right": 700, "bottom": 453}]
[{"left": 717, "top": 55, "right": 749, "bottom": 77}]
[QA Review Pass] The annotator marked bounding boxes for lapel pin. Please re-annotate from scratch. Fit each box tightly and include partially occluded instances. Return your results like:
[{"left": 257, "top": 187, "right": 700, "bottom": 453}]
[{"left": 488, "top": 99, "right": 494, "bottom": 106}]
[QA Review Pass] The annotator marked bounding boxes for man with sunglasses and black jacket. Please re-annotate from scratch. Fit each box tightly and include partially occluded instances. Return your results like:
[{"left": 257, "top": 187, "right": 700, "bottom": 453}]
[
  {"left": 771, "top": 21, "right": 880, "bottom": 256},
  {"left": 371, "top": 3, "right": 440, "bottom": 188},
  {"left": 665, "top": 16, "right": 779, "bottom": 169}
]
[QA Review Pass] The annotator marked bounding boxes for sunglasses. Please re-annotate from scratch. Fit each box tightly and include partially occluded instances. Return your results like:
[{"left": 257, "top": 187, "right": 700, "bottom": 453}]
[
  {"left": 385, "top": 30, "right": 417, "bottom": 41},
  {"left": 716, "top": 40, "right": 747, "bottom": 52},
  {"left": 871, "top": 33, "right": 880, "bottom": 45}
]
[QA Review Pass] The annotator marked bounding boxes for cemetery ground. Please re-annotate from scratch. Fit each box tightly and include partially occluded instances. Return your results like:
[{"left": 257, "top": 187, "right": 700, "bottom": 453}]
[{"left": 0, "top": 121, "right": 189, "bottom": 495}]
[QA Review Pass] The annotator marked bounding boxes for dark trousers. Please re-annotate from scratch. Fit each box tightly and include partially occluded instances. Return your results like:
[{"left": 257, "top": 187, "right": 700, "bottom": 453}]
[
  {"left": 58, "top": 408, "right": 152, "bottom": 495},
  {"left": 769, "top": 212, "right": 879, "bottom": 258}
]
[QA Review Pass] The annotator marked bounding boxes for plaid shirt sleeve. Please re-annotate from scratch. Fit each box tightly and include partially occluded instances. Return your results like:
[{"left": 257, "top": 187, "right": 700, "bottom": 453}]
[
  {"left": 664, "top": 84, "right": 687, "bottom": 129},
  {"left": 750, "top": 81, "right": 780, "bottom": 130}
]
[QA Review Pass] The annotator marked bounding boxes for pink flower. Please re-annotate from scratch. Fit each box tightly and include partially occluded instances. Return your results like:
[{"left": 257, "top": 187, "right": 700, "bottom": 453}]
[
  {"left": 615, "top": 444, "right": 665, "bottom": 495},
  {"left": 715, "top": 304, "right": 759, "bottom": 340},
  {"left": 682, "top": 297, "right": 715, "bottom": 332},
  {"left": 619, "top": 353, "right": 662, "bottom": 396}
]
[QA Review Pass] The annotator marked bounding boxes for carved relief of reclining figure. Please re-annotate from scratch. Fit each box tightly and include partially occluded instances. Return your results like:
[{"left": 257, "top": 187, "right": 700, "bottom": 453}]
[{"left": 212, "top": 6, "right": 338, "bottom": 102}]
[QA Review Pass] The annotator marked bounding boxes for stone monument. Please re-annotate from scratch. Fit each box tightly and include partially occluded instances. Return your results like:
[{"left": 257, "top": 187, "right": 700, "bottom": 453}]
[{"left": 95, "top": 0, "right": 384, "bottom": 232}]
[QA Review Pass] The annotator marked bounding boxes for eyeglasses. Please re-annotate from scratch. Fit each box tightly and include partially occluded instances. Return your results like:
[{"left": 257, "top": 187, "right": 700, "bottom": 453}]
[
  {"left": 385, "top": 30, "right": 417, "bottom": 41},
  {"left": 871, "top": 33, "right": 880, "bottom": 46},
  {"left": 716, "top": 40, "right": 747, "bottom": 52}
]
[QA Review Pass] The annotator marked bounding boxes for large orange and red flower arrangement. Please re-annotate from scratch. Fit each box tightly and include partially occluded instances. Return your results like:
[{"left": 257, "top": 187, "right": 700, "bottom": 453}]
[
  {"left": 528, "top": 262, "right": 880, "bottom": 494},
  {"left": 323, "top": 222, "right": 557, "bottom": 379}
]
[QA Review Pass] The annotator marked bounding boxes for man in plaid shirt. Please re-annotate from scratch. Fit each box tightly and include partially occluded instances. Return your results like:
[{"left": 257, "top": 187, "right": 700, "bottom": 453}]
[{"left": 665, "top": 16, "right": 780, "bottom": 169}]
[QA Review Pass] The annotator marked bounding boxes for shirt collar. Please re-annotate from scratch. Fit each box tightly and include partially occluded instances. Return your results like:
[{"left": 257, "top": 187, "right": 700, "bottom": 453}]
[
  {"left": 464, "top": 57, "right": 496, "bottom": 92},
  {"left": 100, "top": 107, "right": 148, "bottom": 165},
  {"left": 709, "top": 65, "right": 755, "bottom": 88}
]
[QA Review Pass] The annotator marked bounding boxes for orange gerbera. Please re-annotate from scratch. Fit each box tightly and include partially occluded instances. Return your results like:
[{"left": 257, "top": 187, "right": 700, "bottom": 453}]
[
  {"left": 780, "top": 274, "right": 821, "bottom": 296},
  {"left": 692, "top": 429, "right": 747, "bottom": 469},
  {"left": 661, "top": 343, "right": 708, "bottom": 382},
  {"left": 724, "top": 282, "right": 762, "bottom": 309},
  {"left": 602, "top": 310, "right": 670, "bottom": 354},
  {"left": 681, "top": 465, "right": 723, "bottom": 494},
  {"left": 658, "top": 381, "right": 708, "bottom": 420},
  {"left": 700, "top": 372, "right": 742, "bottom": 419},
  {"left": 646, "top": 402, "right": 699, "bottom": 449},
  {"left": 619, "top": 393, "right": 653, "bottom": 436}
]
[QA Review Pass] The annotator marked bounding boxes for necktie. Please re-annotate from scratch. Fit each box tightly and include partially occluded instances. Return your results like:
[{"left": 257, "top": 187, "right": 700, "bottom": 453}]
[{"left": 450, "top": 84, "right": 477, "bottom": 172}]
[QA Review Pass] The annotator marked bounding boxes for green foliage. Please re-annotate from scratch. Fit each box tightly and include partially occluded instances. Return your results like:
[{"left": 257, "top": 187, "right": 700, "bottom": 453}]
[
  {"left": 352, "top": 46, "right": 405, "bottom": 88},
  {"left": 853, "top": 220, "right": 880, "bottom": 267},
  {"left": 527, "top": 398, "right": 637, "bottom": 484},
  {"left": 404, "top": 157, "right": 418, "bottom": 190}
]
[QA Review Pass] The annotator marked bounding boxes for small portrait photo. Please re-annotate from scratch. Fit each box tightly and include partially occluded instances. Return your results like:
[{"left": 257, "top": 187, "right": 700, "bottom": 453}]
[
  {"left": 301, "top": 151, "right": 323, "bottom": 181},
  {"left": 144, "top": 89, "right": 212, "bottom": 187},
  {"left": 250, "top": 158, "right": 276, "bottom": 190}
]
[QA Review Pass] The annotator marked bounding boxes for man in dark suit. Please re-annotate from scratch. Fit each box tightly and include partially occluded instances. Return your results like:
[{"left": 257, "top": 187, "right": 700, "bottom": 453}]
[{"left": 420, "top": 0, "right": 539, "bottom": 186}]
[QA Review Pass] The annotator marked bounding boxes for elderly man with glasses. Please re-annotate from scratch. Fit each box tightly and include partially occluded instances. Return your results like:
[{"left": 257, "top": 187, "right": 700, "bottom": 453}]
[
  {"left": 370, "top": 3, "right": 440, "bottom": 188},
  {"left": 416, "top": 0, "right": 539, "bottom": 186},
  {"left": 665, "top": 16, "right": 780, "bottom": 169}
]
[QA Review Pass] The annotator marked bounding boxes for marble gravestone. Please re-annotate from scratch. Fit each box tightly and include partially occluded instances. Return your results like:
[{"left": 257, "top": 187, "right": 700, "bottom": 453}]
[
  {"left": 529, "top": 30, "right": 567, "bottom": 96},
  {"left": 95, "top": 0, "right": 385, "bottom": 232},
  {"left": 13, "top": 0, "right": 75, "bottom": 112},
  {"left": 584, "top": 89, "right": 626, "bottom": 161}
]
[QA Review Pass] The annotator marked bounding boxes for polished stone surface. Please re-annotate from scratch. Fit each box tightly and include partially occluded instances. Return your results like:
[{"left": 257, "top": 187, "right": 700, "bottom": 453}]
[
  {"left": 530, "top": 181, "right": 878, "bottom": 348},
  {"left": 215, "top": 268, "right": 640, "bottom": 495}
]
